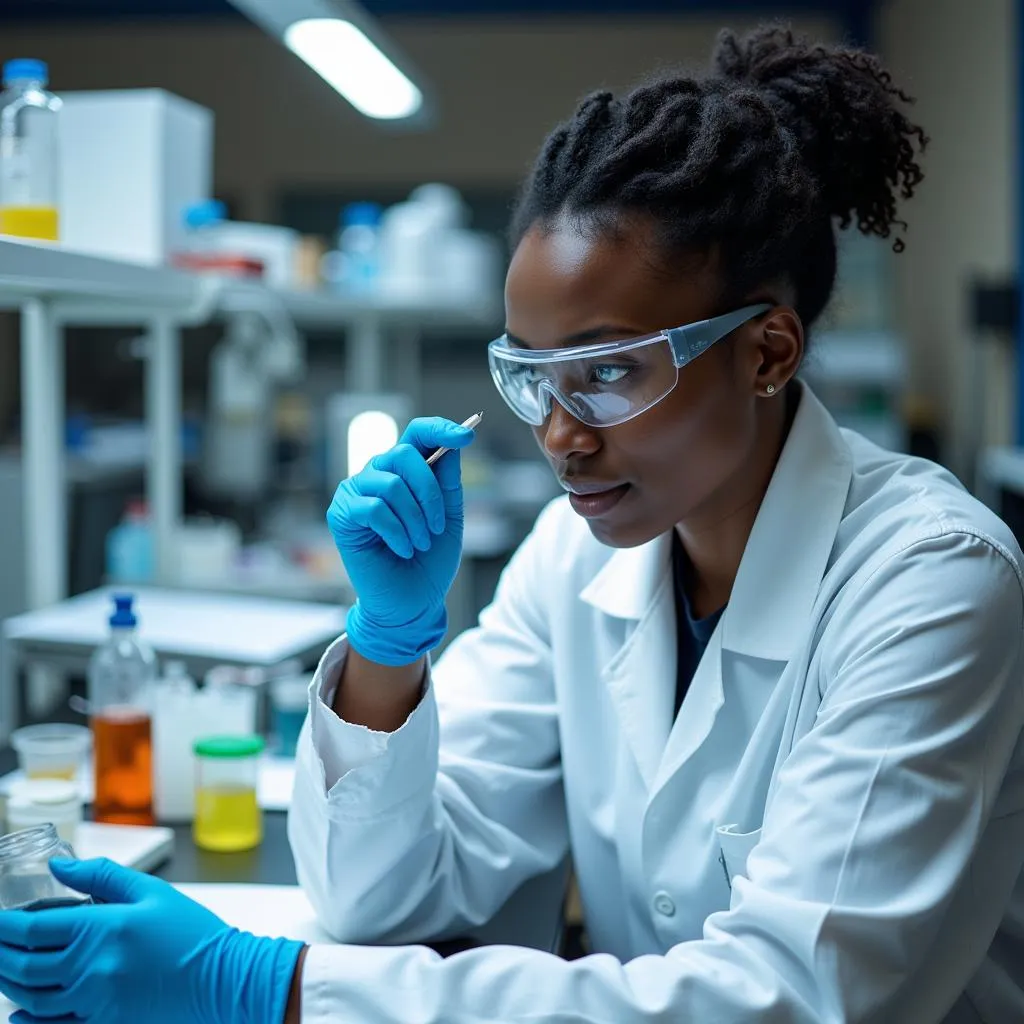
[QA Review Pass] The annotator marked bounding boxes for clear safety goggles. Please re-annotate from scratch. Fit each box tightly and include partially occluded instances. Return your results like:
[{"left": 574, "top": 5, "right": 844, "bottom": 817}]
[{"left": 487, "top": 303, "right": 771, "bottom": 428}]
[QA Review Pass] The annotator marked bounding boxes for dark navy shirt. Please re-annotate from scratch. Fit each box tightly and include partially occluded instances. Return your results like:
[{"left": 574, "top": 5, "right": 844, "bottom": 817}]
[{"left": 672, "top": 531, "right": 725, "bottom": 718}]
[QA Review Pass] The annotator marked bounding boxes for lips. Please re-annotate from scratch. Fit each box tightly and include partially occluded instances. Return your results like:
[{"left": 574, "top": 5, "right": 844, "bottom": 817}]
[{"left": 565, "top": 482, "right": 631, "bottom": 519}]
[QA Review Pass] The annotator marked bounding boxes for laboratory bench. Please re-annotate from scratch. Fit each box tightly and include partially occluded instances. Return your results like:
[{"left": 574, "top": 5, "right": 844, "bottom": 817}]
[{"left": 0, "top": 728, "right": 569, "bottom": 958}]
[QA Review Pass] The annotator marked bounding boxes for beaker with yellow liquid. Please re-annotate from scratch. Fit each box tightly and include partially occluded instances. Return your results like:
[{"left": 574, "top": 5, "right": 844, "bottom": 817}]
[{"left": 193, "top": 736, "right": 264, "bottom": 853}]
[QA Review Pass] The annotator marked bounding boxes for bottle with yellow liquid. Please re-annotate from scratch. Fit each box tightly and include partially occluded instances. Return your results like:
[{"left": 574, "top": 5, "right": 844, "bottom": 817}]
[
  {"left": 0, "top": 59, "right": 61, "bottom": 242},
  {"left": 193, "top": 735, "right": 264, "bottom": 853}
]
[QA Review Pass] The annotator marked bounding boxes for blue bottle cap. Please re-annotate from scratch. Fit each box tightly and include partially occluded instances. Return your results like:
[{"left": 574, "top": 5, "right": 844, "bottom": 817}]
[
  {"left": 182, "top": 199, "right": 227, "bottom": 229},
  {"left": 3, "top": 59, "right": 48, "bottom": 87},
  {"left": 341, "top": 202, "right": 382, "bottom": 228},
  {"left": 109, "top": 593, "right": 137, "bottom": 629}
]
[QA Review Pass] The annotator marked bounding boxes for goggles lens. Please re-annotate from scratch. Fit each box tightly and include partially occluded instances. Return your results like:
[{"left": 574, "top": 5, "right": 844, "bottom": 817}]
[
  {"left": 488, "top": 334, "right": 678, "bottom": 428},
  {"left": 488, "top": 303, "right": 771, "bottom": 429}
]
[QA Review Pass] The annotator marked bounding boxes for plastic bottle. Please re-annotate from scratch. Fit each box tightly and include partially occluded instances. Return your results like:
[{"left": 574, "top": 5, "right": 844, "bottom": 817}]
[
  {"left": 0, "top": 58, "right": 62, "bottom": 241},
  {"left": 378, "top": 184, "right": 466, "bottom": 298},
  {"left": 152, "top": 660, "right": 198, "bottom": 822},
  {"left": 337, "top": 201, "right": 382, "bottom": 294},
  {"left": 180, "top": 198, "right": 228, "bottom": 254},
  {"left": 105, "top": 499, "right": 154, "bottom": 584},
  {"left": 87, "top": 594, "right": 157, "bottom": 826}
]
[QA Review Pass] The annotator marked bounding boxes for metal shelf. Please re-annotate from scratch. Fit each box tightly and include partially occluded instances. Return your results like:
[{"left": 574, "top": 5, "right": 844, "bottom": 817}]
[{"left": 0, "top": 235, "right": 502, "bottom": 618}]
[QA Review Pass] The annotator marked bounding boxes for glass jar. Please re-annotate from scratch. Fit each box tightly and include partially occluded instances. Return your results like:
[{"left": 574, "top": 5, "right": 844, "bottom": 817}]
[
  {"left": 6, "top": 779, "right": 83, "bottom": 845},
  {"left": 193, "top": 735, "right": 264, "bottom": 853},
  {"left": 0, "top": 823, "right": 88, "bottom": 910}
]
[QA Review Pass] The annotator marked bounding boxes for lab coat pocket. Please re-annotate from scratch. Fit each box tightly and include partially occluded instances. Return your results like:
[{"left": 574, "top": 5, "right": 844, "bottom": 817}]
[{"left": 716, "top": 823, "right": 762, "bottom": 890}]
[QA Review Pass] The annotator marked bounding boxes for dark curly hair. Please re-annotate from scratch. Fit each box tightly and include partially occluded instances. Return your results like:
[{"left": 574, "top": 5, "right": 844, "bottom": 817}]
[{"left": 510, "top": 25, "right": 928, "bottom": 331}]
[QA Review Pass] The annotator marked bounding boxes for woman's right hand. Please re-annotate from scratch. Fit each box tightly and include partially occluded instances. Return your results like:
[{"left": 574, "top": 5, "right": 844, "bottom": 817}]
[{"left": 326, "top": 417, "right": 476, "bottom": 666}]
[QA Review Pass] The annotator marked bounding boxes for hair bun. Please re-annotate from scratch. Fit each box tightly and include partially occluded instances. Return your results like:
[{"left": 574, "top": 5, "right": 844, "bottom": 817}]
[{"left": 712, "top": 25, "right": 927, "bottom": 245}]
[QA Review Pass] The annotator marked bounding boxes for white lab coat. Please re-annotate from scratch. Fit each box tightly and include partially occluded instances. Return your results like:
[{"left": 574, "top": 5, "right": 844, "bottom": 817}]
[{"left": 288, "top": 384, "right": 1024, "bottom": 1023}]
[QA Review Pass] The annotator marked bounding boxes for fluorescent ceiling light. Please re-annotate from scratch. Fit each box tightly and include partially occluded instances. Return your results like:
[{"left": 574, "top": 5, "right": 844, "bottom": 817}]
[{"left": 284, "top": 17, "right": 422, "bottom": 121}]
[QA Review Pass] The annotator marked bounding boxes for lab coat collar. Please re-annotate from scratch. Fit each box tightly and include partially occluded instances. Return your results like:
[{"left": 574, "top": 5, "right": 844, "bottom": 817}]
[{"left": 580, "top": 383, "right": 852, "bottom": 662}]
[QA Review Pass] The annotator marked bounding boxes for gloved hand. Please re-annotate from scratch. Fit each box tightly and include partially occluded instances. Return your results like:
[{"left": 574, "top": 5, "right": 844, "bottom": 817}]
[
  {"left": 327, "top": 416, "right": 476, "bottom": 666},
  {"left": 0, "top": 858, "right": 304, "bottom": 1024}
]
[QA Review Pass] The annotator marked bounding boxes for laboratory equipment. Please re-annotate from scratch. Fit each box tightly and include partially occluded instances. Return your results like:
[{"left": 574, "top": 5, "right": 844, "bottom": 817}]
[
  {"left": 426, "top": 412, "right": 484, "bottom": 466},
  {"left": 488, "top": 304, "right": 770, "bottom": 428},
  {"left": 177, "top": 200, "right": 301, "bottom": 287},
  {"left": 324, "top": 201, "right": 382, "bottom": 294},
  {"left": 0, "top": 59, "right": 62, "bottom": 240},
  {"left": 193, "top": 735, "right": 264, "bottom": 852},
  {"left": 6, "top": 779, "right": 83, "bottom": 845},
  {"left": 377, "top": 183, "right": 501, "bottom": 301},
  {"left": 202, "top": 309, "right": 304, "bottom": 504},
  {"left": 87, "top": 593, "right": 157, "bottom": 826},
  {"left": 105, "top": 499, "right": 154, "bottom": 584},
  {"left": 0, "top": 823, "right": 86, "bottom": 910},
  {"left": 57, "top": 89, "right": 212, "bottom": 264},
  {"left": 10, "top": 723, "right": 90, "bottom": 780},
  {"left": 152, "top": 660, "right": 198, "bottom": 822},
  {"left": 200, "top": 666, "right": 260, "bottom": 735},
  {"left": 270, "top": 673, "right": 310, "bottom": 757}
]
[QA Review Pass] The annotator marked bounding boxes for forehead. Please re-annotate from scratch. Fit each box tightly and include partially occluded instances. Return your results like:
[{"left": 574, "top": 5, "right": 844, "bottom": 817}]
[{"left": 505, "top": 215, "right": 718, "bottom": 344}]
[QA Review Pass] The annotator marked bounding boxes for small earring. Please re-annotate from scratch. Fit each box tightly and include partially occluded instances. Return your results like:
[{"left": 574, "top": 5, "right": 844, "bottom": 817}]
[{"left": 765, "top": 383, "right": 776, "bottom": 395}]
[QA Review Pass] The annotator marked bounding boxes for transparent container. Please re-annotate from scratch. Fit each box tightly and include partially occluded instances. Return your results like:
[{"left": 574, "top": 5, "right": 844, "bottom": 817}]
[
  {"left": 0, "top": 824, "right": 88, "bottom": 910},
  {"left": 87, "top": 593, "right": 157, "bottom": 826},
  {"left": 0, "top": 58, "right": 61, "bottom": 240},
  {"left": 193, "top": 735, "right": 264, "bottom": 853},
  {"left": 6, "top": 779, "right": 83, "bottom": 846},
  {"left": 10, "top": 723, "right": 91, "bottom": 781},
  {"left": 270, "top": 674, "right": 310, "bottom": 758},
  {"left": 153, "top": 660, "right": 198, "bottom": 822}
]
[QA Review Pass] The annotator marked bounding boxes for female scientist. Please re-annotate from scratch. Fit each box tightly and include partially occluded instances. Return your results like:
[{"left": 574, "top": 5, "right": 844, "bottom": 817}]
[{"left": 1, "top": 24, "right": 1023, "bottom": 1024}]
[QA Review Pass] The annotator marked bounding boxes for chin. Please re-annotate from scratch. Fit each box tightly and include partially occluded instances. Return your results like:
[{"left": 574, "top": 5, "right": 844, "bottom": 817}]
[{"left": 583, "top": 515, "right": 661, "bottom": 550}]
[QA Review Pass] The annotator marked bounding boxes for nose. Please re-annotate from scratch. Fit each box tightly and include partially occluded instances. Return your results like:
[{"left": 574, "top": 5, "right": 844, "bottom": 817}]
[{"left": 537, "top": 395, "right": 601, "bottom": 461}]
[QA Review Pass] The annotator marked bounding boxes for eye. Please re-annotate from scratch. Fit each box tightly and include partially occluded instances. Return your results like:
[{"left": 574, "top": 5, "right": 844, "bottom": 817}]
[
  {"left": 506, "top": 362, "right": 542, "bottom": 383},
  {"left": 591, "top": 363, "right": 633, "bottom": 386}
]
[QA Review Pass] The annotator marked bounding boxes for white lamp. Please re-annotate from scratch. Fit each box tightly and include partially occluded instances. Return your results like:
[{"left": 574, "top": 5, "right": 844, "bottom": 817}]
[
  {"left": 346, "top": 408, "right": 400, "bottom": 476},
  {"left": 227, "top": 0, "right": 429, "bottom": 124},
  {"left": 326, "top": 392, "right": 414, "bottom": 483}
]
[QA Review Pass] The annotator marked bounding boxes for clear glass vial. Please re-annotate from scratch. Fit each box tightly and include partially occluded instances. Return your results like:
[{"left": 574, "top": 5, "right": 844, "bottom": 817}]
[{"left": 0, "top": 823, "right": 88, "bottom": 910}]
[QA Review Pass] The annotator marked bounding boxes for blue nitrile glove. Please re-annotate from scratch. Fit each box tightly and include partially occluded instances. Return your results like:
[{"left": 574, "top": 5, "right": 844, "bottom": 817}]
[
  {"left": 0, "top": 858, "right": 304, "bottom": 1024},
  {"left": 327, "top": 416, "right": 476, "bottom": 666}
]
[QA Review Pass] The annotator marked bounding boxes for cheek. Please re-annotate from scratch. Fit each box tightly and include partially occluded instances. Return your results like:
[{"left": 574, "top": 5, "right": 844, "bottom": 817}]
[{"left": 629, "top": 366, "right": 754, "bottom": 493}]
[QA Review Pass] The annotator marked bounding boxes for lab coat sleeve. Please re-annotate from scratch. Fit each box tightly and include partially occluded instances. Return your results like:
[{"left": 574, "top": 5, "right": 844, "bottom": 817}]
[
  {"left": 294, "top": 530, "right": 1024, "bottom": 1024},
  {"left": 287, "top": 501, "right": 568, "bottom": 946}
]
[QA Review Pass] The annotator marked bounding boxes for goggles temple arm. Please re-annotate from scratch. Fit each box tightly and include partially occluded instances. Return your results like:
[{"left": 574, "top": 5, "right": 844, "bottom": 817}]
[{"left": 666, "top": 303, "right": 772, "bottom": 368}]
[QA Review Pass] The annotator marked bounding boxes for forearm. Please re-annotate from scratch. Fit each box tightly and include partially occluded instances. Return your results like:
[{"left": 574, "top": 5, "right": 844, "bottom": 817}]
[
  {"left": 284, "top": 946, "right": 309, "bottom": 1024},
  {"left": 332, "top": 643, "right": 425, "bottom": 733}
]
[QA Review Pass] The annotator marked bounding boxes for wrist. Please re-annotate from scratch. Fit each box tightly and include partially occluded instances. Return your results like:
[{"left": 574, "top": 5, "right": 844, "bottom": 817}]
[
  {"left": 209, "top": 930, "right": 305, "bottom": 1024},
  {"left": 346, "top": 601, "right": 447, "bottom": 666},
  {"left": 284, "top": 945, "right": 309, "bottom": 1024}
]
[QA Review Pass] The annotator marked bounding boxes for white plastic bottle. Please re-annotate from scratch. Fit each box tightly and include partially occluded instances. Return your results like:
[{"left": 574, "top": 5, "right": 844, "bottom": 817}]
[
  {"left": 0, "top": 58, "right": 62, "bottom": 240},
  {"left": 152, "top": 660, "right": 198, "bottom": 822}
]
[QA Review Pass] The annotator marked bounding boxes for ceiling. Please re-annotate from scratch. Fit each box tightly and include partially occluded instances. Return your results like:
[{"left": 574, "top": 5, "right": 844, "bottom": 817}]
[{"left": 0, "top": 0, "right": 874, "bottom": 25}]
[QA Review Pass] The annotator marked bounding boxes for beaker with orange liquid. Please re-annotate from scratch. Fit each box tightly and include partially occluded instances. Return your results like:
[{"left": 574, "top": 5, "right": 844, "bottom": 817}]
[{"left": 87, "top": 594, "right": 156, "bottom": 826}]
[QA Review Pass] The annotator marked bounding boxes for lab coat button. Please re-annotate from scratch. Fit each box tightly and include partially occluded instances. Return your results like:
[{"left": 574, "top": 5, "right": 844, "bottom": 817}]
[{"left": 652, "top": 891, "right": 676, "bottom": 917}]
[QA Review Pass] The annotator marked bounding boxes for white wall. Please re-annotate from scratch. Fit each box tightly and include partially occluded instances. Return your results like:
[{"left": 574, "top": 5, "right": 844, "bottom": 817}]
[{"left": 879, "top": 0, "right": 1015, "bottom": 477}]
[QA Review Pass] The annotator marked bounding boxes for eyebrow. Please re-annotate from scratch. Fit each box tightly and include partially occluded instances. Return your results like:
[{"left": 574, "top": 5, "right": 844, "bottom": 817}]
[{"left": 502, "top": 325, "right": 646, "bottom": 349}]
